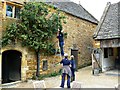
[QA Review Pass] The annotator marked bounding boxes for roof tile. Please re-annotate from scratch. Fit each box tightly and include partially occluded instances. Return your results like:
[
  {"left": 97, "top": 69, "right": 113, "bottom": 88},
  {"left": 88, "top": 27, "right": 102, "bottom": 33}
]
[{"left": 47, "top": 2, "right": 98, "bottom": 24}]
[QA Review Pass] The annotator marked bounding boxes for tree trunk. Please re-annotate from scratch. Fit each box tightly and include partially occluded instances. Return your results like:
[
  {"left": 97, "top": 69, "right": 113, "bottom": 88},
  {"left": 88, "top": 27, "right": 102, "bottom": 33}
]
[{"left": 36, "top": 51, "right": 40, "bottom": 77}]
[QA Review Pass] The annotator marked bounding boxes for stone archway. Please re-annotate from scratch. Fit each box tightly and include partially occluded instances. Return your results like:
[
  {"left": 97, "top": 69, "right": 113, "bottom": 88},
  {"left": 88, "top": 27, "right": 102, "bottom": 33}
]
[{"left": 2, "top": 50, "right": 22, "bottom": 84}]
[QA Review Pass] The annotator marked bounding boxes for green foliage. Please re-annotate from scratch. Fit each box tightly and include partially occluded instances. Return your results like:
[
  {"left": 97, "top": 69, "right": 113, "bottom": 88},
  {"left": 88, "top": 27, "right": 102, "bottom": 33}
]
[
  {"left": 32, "top": 71, "right": 61, "bottom": 80},
  {"left": 2, "top": 2, "right": 66, "bottom": 55},
  {"left": 2, "top": 23, "right": 19, "bottom": 46}
]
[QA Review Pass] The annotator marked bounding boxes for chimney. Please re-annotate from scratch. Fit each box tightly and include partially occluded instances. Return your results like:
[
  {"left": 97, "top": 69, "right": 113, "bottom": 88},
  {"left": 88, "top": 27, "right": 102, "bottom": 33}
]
[{"left": 79, "top": 1, "right": 80, "bottom": 5}]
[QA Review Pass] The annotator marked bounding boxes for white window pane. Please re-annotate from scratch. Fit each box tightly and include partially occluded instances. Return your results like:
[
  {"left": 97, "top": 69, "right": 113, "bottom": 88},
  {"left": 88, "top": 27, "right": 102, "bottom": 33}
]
[{"left": 6, "top": 5, "right": 13, "bottom": 17}]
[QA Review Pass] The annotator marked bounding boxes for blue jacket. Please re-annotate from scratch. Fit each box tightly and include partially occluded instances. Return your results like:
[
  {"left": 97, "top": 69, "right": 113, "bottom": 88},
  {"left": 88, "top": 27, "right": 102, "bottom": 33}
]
[
  {"left": 60, "top": 58, "right": 70, "bottom": 66},
  {"left": 57, "top": 32, "right": 64, "bottom": 42}
]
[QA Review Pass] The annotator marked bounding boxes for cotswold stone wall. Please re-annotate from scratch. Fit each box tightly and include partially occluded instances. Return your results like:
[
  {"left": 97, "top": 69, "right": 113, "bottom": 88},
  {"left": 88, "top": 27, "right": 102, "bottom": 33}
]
[
  {"left": 0, "top": 1, "right": 2, "bottom": 41},
  {"left": 1, "top": 17, "right": 97, "bottom": 80},
  {"left": 63, "top": 13, "right": 97, "bottom": 67},
  {"left": 26, "top": 13, "right": 97, "bottom": 78},
  {"left": 1, "top": 1, "right": 97, "bottom": 79},
  {"left": 26, "top": 52, "right": 62, "bottom": 78}
]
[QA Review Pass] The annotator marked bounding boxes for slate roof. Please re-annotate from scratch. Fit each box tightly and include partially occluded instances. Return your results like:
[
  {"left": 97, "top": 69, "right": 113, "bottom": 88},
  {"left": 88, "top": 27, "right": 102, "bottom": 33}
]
[
  {"left": 93, "top": 2, "right": 120, "bottom": 40},
  {"left": 47, "top": 2, "right": 98, "bottom": 24}
]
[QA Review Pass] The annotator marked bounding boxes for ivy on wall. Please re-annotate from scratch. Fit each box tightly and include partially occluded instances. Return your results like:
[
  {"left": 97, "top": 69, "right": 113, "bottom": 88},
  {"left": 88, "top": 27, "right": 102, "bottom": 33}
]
[{"left": 2, "top": 2, "right": 66, "bottom": 77}]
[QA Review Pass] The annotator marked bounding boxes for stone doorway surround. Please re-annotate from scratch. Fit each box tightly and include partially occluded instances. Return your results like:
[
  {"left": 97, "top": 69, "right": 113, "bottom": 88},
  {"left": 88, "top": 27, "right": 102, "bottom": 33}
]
[
  {"left": 0, "top": 46, "right": 28, "bottom": 84},
  {"left": 2, "top": 50, "right": 22, "bottom": 84}
]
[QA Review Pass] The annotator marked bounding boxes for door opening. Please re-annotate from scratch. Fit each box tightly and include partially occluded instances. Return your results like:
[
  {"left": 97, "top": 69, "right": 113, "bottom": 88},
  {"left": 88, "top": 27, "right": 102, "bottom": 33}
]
[{"left": 2, "top": 50, "right": 22, "bottom": 84}]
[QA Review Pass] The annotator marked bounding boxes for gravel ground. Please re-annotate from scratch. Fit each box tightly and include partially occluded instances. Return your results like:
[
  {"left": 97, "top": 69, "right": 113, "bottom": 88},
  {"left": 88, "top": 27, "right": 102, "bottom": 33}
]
[{"left": 11, "top": 66, "right": 120, "bottom": 88}]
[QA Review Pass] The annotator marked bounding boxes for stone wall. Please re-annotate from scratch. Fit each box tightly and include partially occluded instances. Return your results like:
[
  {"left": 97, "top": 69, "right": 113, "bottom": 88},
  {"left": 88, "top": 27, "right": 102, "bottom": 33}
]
[
  {"left": 26, "top": 52, "right": 62, "bottom": 78},
  {"left": 5, "top": 0, "right": 24, "bottom": 4},
  {"left": 1, "top": 1, "right": 97, "bottom": 79},
  {"left": 63, "top": 13, "right": 97, "bottom": 67},
  {"left": 0, "top": 1, "right": 2, "bottom": 41},
  {"left": 1, "top": 43, "right": 28, "bottom": 81},
  {"left": 1, "top": 15, "right": 97, "bottom": 79},
  {"left": 26, "top": 13, "right": 97, "bottom": 79},
  {"left": 0, "top": 1, "right": 2, "bottom": 84}
]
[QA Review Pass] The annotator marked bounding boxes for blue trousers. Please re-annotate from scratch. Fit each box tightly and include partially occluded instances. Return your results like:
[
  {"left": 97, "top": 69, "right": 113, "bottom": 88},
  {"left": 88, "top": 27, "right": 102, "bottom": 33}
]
[
  {"left": 60, "top": 73, "right": 71, "bottom": 88},
  {"left": 59, "top": 42, "right": 64, "bottom": 56},
  {"left": 71, "top": 68, "right": 75, "bottom": 81}
]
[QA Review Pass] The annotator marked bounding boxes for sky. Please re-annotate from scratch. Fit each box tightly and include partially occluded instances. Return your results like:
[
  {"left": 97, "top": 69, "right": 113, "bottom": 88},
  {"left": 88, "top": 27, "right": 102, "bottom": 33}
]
[{"left": 70, "top": 0, "right": 120, "bottom": 21}]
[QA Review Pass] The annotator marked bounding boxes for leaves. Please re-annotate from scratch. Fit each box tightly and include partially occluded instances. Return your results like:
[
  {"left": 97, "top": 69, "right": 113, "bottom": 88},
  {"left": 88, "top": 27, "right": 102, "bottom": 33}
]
[{"left": 2, "top": 2, "right": 66, "bottom": 55}]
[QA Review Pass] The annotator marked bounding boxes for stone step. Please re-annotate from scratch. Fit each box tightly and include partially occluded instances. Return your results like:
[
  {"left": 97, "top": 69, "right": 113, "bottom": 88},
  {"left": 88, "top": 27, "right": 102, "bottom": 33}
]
[{"left": 1, "top": 81, "right": 21, "bottom": 88}]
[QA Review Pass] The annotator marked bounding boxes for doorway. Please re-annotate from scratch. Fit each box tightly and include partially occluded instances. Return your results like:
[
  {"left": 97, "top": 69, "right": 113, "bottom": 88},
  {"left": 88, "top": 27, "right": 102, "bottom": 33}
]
[
  {"left": 2, "top": 50, "right": 22, "bottom": 84},
  {"left": 115, "top": 47, "right": 120, "bottom": 69},
  {"left": 71, "top": 49, "right": 78, "bottom": 71}
]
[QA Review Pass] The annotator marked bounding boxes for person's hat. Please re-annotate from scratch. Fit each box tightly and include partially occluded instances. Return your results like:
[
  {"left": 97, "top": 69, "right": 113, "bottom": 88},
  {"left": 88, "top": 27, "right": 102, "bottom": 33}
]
[
  {"left": 64, "top": 53, "right": 68, "bottom": 57},
  {"left": 71, "top": 55, "right": 74, "bottom": 58}
]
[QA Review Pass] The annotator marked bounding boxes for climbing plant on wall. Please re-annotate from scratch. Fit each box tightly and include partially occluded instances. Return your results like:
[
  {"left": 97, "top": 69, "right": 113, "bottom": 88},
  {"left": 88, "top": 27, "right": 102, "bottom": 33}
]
[{"left": 2, "top": 2, "right": 66, "bottom": 77}]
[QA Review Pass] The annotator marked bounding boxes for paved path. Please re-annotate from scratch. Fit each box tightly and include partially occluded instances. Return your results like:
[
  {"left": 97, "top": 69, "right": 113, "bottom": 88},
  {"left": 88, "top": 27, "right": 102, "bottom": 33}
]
[{"left": 15, "top": 66, "right": 119, "bottom": 88}]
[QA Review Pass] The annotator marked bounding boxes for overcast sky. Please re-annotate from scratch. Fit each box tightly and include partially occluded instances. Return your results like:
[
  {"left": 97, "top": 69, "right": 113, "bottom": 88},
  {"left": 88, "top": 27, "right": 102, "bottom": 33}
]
[{"left": 70, "top": 0, "right": 120, "bottom": 21}]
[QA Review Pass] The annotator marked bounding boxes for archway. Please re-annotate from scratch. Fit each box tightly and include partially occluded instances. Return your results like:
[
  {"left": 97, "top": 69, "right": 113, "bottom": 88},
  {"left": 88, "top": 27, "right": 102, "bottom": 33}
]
[{"left": 2, "top": 50, "right": 22, "bottom": 84}]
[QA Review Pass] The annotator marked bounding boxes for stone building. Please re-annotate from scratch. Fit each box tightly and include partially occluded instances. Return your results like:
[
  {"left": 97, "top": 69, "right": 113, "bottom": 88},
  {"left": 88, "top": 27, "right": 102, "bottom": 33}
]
[
  {"left": 0, "top": 0, "right": 98, "bottom": 84},
  {"left": 93, "top": 2, "right": 120, "bottom": 72}
]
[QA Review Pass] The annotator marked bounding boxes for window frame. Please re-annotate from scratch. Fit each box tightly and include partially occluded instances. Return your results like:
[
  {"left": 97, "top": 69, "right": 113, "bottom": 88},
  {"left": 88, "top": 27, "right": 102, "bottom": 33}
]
[
  {"left": 14, "top": 6, "right": 21, "bottom": 19},
  {"left": 3, "top": 1, "right": 22, "bottom": 19}
]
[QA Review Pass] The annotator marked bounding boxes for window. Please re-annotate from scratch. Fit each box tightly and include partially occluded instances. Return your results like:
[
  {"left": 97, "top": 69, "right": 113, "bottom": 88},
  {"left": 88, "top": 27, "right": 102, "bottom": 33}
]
[
  {"left": 6, "top": 3, "right": 21, "bottom": 18},
  {"left": 6, "top": 5, "right": 13, "bottom": 17},
  {"left": 42, "top": 60, "right": 48, "bottom": 71},
  {"left": 104, "top": 48, "right": 108, "bottom": 58}
]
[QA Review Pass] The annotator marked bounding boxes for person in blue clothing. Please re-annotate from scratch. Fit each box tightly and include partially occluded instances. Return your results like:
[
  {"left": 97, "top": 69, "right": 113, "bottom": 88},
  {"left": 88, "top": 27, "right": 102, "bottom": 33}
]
[
  {"left": 57, "top": 29, "right": 64, "bottom": 56},
  {"left": 70, "top": 55, "right": 76, "bottom": 82},
  {"left": 60, "top": 53, "right": 71, "bottom": 88}
]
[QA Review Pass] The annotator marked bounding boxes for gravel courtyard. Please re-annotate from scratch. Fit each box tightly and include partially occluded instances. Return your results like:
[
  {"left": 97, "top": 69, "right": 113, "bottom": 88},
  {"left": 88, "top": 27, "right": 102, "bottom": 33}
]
[{"left": 13, "top": 66, "right": 119, "bottom": 89}]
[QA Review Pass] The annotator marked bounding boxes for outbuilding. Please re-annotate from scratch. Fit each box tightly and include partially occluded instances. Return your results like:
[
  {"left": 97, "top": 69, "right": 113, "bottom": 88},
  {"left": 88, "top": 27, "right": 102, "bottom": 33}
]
[{"left": 93, "top": 2, "right": 120, "bottom": 72}]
